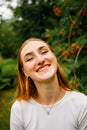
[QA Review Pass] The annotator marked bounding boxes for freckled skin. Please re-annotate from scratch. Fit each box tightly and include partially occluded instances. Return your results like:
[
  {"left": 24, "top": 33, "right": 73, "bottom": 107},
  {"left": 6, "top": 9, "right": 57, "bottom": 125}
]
[{"left": 21, "top": 40, "right": 58, "bottom": 83}]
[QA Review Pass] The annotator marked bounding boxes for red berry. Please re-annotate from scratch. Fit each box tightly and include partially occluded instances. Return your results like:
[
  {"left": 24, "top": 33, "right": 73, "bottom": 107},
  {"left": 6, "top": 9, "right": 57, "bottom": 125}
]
[
  {"left": 54, "top": 7, "right": 62, "bottom": 14},
  {"left": 81, "top": 9, "right": 87, "bottom": 16},
  {"left": 69, "top": 50, "right": 75, "bottom": 55},
  {"left": 71, "top": 31, "right": 76, "bottom": 36}
]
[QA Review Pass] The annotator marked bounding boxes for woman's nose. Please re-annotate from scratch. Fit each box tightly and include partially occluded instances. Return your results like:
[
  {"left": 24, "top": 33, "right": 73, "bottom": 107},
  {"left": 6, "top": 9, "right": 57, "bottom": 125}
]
[{"left": 36, "top": 55, "right": 45, "bottom": 65}]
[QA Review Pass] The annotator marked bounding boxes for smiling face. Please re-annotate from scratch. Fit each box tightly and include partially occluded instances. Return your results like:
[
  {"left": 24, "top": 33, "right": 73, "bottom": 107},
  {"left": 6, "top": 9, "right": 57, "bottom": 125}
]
[{"left": 20, "top": 39, "right": 58, "bottom": 84}]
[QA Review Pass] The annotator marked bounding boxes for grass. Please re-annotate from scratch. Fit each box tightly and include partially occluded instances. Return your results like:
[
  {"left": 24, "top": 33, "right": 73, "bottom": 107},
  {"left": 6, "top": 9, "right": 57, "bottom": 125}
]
[{"left": 0, "top": 88, "right": 15, "bottom": 130}]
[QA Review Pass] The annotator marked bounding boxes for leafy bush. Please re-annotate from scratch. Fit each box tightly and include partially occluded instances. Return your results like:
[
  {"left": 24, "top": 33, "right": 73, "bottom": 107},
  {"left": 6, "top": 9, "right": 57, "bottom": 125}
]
[
  {"left": 0, "top": 58, "right": 17, "bottom": 90},
  {"left": 41, "top": 1, "right": 87, "bottom": 95},
  {"left": 0, "top": 0, "right": 87, "bottom": 94}
]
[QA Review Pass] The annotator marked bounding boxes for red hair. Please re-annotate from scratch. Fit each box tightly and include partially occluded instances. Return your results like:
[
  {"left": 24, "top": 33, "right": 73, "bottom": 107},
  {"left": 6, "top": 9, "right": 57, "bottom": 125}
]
[{"left": 16, "top": 38, "right": 73, "bottom": 100}]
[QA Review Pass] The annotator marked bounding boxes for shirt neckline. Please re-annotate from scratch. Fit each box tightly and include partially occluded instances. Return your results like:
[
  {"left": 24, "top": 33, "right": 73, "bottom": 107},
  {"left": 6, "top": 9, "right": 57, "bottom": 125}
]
[{"left": 30, "top": 91, "right": 71, "bottom": 108}]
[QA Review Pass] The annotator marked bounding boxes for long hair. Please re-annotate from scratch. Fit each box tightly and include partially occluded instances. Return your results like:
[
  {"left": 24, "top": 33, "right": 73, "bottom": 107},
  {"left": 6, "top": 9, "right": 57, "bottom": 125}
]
[{"left": 16, "top": 38, "right": 73, "bottom": 100}]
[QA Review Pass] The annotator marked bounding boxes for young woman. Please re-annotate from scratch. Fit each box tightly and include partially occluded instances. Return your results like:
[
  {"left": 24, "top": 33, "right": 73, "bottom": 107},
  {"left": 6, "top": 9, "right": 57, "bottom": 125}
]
[{"left": 10, "top": 38, "right": 87, "bottom": 130}]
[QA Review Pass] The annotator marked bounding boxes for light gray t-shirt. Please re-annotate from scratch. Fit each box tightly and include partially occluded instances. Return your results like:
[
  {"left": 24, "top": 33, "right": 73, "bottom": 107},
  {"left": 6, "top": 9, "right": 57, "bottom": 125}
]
[{"left": 10, "top": 91, "right": 87, "bottom": 130}]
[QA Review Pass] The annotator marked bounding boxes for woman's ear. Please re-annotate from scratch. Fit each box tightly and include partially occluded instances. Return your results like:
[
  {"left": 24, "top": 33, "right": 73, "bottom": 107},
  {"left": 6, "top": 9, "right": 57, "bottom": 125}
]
[{"left": 22, "top": 68, "right": 28, "bottom": 77}]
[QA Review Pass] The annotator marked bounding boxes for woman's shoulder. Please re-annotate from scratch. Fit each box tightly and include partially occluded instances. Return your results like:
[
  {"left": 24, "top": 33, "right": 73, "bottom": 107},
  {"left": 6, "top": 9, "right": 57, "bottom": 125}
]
[
  {"left": 11, "top": 98, "right": 35, "bottom": 110},
  {"left": 11, "top": 100, "right": 22, "bottom": 111},
  {"left": 67, "top": 91, "right": 87, "bottom": 107},
  {"left": 70, "top": 91, "right": 87, "bottom": 99},
  {"left": 11, "top": 99, "right": 30, "bottom": 111}
]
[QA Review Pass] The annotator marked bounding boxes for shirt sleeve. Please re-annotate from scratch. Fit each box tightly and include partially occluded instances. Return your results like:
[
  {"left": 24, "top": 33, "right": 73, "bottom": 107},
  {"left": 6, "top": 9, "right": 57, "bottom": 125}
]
[
  {"left": 10, "top": 101, "right": 24, "bottom": 130},
  {"left": 78, "top": 103, "right": 87, "bottom": 130}
]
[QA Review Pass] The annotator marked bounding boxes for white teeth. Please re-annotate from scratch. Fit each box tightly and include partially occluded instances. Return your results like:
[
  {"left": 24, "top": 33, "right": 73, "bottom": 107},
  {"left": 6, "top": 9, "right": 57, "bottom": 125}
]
[{"left": 38, "top": 66, "right": 49, "bottom": 72}]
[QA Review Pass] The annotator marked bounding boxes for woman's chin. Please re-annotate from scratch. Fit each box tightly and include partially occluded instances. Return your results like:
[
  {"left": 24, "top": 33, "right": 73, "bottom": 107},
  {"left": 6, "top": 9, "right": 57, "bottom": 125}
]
[{"left": 36, "top": 70, "right": 56, "bottom": 82}]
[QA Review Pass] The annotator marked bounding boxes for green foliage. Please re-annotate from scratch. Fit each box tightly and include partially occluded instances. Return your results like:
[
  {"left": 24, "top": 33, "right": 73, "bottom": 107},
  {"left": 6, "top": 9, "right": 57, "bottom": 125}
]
[
  {"left": 12, "top": 0, "right": 61, "bottom": 43},
  {"left": 0, "top": 0, "right": 87, "bottom": 129},
  {"left": 0, "top": 88, "right": 15, "bottom": 130},
  {"left": 0, "top": 0, "right": 87, "bottom": 94},
  {"left": 0, "top": 58, "right": 17, "bottom": 90},
  {"left": 0, "top": 21, "right": 19, "bottom": 58},
  {"left": 41, "top": 0, "right": 87, "bottom": 94}
]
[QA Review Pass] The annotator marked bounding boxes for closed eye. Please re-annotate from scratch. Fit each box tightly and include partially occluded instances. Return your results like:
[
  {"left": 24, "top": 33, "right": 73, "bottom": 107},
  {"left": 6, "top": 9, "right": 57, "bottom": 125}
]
[
  {"left": 26, "top": 57, "right": 34, "bottom": 62},
  {"left": 41, "top": 50, "right": 49, "bottom": 55}
]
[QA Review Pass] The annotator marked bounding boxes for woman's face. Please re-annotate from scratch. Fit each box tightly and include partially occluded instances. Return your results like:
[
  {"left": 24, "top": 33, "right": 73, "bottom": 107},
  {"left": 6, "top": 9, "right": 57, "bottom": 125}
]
[{"left": 21, "top": 40, "right": 58, "bottom": 83}]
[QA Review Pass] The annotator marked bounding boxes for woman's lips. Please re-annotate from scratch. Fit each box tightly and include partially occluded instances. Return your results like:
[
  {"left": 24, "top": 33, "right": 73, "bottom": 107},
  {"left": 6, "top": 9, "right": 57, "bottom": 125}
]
[{"left": 36, "top": 64, "right": 50, "bottom": 72}]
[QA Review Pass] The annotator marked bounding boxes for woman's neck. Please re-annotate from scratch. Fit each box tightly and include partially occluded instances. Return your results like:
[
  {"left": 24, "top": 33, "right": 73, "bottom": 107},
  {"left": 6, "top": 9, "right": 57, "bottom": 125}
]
[{"left": 34, "top": 76, "right": 66, "bottom": 105}]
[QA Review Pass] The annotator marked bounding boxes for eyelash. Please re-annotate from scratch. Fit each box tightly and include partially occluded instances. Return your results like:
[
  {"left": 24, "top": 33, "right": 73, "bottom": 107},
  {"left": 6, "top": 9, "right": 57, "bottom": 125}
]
[
  {"left": 41, "top": 50, "right": 48, "bottom": 54},
  {"left": 26, "top": 57, "right": 33, "bottom": 62}
]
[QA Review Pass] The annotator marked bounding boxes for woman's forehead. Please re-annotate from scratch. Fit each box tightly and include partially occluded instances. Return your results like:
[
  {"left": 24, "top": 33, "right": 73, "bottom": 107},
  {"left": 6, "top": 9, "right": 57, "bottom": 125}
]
[{"left": 21, "top": 40, "right": 49, "bottom": 56}]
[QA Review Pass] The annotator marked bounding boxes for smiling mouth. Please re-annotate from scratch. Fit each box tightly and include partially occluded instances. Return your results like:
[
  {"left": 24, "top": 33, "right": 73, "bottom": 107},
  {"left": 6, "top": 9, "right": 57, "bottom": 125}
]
[{"left": 36, "top": 64, "right": 50, "bottom": 72}]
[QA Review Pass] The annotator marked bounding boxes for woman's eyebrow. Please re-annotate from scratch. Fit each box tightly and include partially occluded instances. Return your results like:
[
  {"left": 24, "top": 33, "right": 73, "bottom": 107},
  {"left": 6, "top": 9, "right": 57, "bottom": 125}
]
[
  {"left": 24, "top": 52, "right": 32, "bottom": 57},
  {"left": 24, "top": 52, "right": 33, "bottom": 59},
  {"left": 38, "top": 46, "right": 47, "bottom": 50}
]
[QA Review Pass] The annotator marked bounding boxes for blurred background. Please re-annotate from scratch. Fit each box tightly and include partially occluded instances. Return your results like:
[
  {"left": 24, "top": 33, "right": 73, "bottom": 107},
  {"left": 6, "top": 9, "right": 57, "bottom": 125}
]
[{"left": 0, "top": 0, "right": 87, "bottom": 129}]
